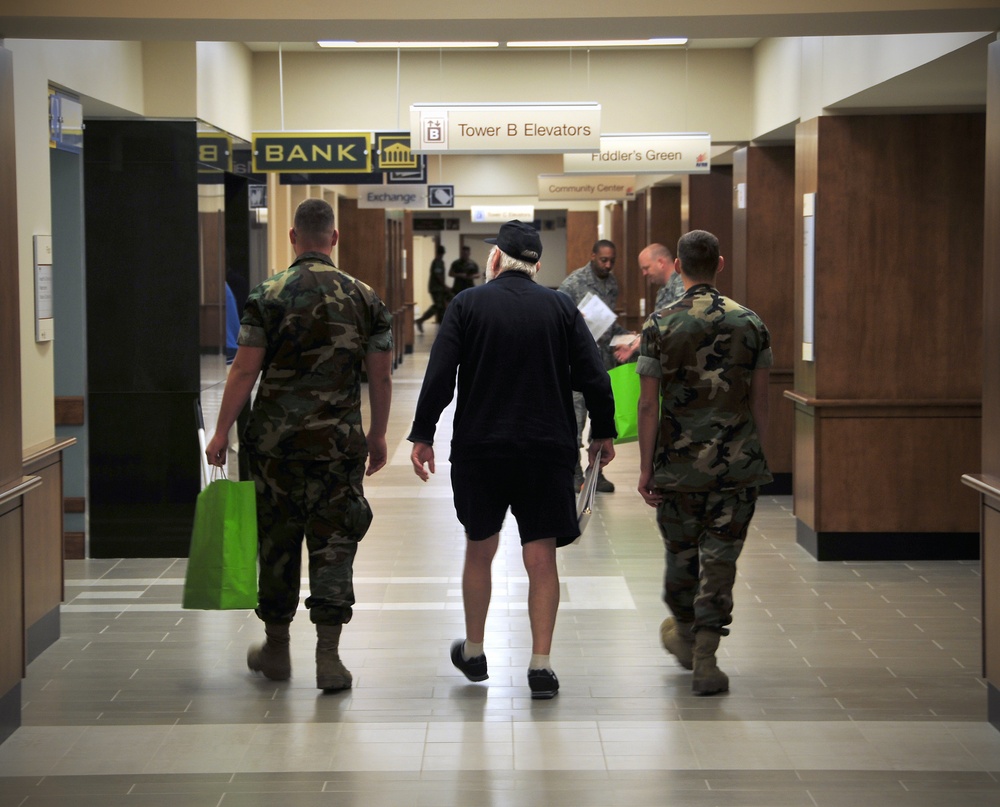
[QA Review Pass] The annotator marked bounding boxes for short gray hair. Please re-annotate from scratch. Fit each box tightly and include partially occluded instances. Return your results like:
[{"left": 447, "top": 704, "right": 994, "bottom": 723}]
[{"left": 490, "top": 246, "right": 539, "bottom": 277}]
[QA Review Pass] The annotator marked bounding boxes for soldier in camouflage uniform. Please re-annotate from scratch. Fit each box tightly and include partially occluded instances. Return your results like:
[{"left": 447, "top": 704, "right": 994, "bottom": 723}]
[
  {"left": 635, "top": 229, "right": 772, "bottom": 696},
  {"left": 206, "top": 198, "right": 393, "bottom": 693},
  {"left": 558, "top": 240, "right": 625, "bottom": 492}
]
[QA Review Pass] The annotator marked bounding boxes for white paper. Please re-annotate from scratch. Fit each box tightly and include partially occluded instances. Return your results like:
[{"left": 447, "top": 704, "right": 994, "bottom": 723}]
[
  {"left": 578, "top": 291, "right": 616, "bottom": 341},
  {"left": 574, "top": 447, "right": 602, "bottom": 543}
]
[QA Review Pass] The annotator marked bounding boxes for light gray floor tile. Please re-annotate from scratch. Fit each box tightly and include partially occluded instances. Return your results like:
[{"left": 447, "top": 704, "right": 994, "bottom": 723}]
[{"left": 0, "top": 336, "right": 997, "bottom": 804}]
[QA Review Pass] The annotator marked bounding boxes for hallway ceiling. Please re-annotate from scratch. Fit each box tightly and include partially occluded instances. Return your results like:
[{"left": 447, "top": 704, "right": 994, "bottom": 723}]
[{"left": 2, "top": 1, "right": 999, "bottom": 44}]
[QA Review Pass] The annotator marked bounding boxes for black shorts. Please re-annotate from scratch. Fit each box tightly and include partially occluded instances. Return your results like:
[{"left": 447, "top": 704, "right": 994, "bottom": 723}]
[{"left": 451, "top": 458, "right": 579, "bottom": 546}]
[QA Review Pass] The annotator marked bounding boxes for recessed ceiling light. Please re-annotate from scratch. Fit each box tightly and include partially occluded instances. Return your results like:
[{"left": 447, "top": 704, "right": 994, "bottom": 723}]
[
  {"left": 317, "top": 40, "right": 499, "bottom": 49},
  {"left": 506, "top": 38, "right": 688, "bottom": 48}
]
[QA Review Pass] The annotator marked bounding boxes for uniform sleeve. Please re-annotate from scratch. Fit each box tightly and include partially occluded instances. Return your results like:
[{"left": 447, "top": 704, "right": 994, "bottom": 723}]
[
  {"left": 635, "top": 315, "right": 662, "bottom": 379},
  {"left": 366, "top": 295, "right": 394, "bottom": 355},
  {"left": 237, "top": 289, "right": 267, "bottom": 348},
  {"left": 752, "top": 320, "right": 773, "bottom": 370}
]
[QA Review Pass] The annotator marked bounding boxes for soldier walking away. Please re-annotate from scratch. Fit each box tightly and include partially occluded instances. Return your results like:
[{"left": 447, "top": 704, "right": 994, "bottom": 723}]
[
  {"left": 635, "top": 230, "right": 772, "bottom": 695},
  {"left": 206, "top": 198, "right": 393, "bottom": 693}
]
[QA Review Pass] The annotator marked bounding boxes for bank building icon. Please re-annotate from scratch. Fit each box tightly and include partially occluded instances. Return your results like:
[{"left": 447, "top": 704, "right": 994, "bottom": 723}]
[{"left": 378, "top": 137, "right": 418, "bottom": 170}]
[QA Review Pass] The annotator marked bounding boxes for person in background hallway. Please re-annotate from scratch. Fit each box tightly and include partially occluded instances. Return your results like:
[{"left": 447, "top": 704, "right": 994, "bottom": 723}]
[
  {"left": 224, "top": 281, "right": 240, "bottom": 365},
  {"left": 408, "top": 220, "right": 616, "bottom": 700},
  {"left": 448, "top": 245, "right": 481, "bottom": 293},
  {"left": 557, "top": 239, "right": 626, "bottom": 493},
  {"left": 636, "top": 229, "right": 771, "bottom": 696},
  {"left": 416, "top": 244, "right": 450, "bottom": 333},
  {"left": 612, "top": 243, "right": 682, "bottom": 364},
  {"left": 206, "top": 198, "right": 393, "bottom": 694}
]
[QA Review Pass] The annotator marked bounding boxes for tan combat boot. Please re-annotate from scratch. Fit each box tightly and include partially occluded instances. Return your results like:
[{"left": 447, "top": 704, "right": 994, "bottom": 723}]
[
  {"left": 660, "top": 617, "right": 695, "bottom": 670},
  {"left": 692, "top": 630, "right": 729, "bottom": 696},
  {"left": 316, "top": 624, "right": 353, "bottom": 693},
  {"left": 247, "top": 622, "right": 291, "bottom": 681}
]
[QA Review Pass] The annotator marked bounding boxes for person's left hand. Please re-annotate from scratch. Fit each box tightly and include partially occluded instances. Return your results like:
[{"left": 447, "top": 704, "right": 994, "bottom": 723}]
[
  {"left": 613, "top": 334, "right": 641, "bottom": 364},
  {"left": 410, "top": 442, "right": 435, "bottom": 482},
  {"left": 638, "top": 468, "right": 664, "bottom": 507},
  {"left": 366, "top": 434, "right": 388, "bottom": 476},
  {"left": 205, "top": 432, "right": 228, "bottom": 468}
]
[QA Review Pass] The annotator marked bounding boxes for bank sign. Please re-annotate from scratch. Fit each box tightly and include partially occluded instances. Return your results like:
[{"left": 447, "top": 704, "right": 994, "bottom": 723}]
[
  {"left": 410, "top": 103, "right": 601, "bottom": 154},
  {"left": 563, "top": 134, "right": 711, "bottom": 174},
  {"left": 252, "top": 132, "right": 372, "bottom": 173}
]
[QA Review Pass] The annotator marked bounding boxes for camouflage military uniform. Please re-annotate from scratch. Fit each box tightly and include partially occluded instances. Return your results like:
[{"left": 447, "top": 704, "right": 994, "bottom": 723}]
[
  {"left": 637, "top": 284, "right": 772, "bottom": 635},
  {"left": 558, "top": 264, "right": 627, "bottom": 474},
  {"left": 654, "top": 273, "right": 685, "bottom": 312},
  {"left": 239, "top": 251, "right": 393, "bottom": 626}
]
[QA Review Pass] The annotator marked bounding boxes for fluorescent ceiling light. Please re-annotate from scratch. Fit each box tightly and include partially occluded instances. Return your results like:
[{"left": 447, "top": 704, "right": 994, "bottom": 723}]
[
  {"left": 507, "top": 38, "right": 688, "bottom": 48},
  {"left": 318, "top": 40, "right": 499, "bottom": 49}
]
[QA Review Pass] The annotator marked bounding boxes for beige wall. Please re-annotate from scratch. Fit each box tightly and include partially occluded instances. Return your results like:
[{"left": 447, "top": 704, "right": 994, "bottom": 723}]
[
  {"left": 6, "top": 30, "right": 991, "bottom": 453},
  {"left": 8, "top": 39, "right": 145, "bottom": 453},
  {"left": 196, "top": 42, "right": 254, "bottom": 140},
  {"left": 754, "top": 32, "right": 993, "bottom": 134}
]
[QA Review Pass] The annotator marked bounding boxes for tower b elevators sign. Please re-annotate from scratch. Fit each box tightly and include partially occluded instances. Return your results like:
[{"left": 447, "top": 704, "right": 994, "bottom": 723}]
[{"left": 252, "top": 132, "right": 372, "bottom": 173}]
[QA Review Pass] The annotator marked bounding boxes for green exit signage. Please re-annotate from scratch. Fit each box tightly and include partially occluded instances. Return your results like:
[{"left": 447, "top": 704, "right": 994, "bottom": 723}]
[{"left": 252, "top": 132, "right": 372, "bottom": 173}]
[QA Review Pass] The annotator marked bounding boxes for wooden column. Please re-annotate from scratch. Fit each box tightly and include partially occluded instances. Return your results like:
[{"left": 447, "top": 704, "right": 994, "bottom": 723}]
[
  {"left": 733, "top": 146, "right": 796, "bottom": 494},
  {"left": 644, "top": 185, "right": 682, "bottom": 315},
  {"left": 621, "top": 191, "right": 648, "bottom": 332},
  {"left": 962, "top": 35, "right": 1000, "bottom": 732},
  {"left": 789, "top": 113, "right": 983, "bottom": 561},
  {"left": 683, "top": 166, "right": 734, "bottom": 297},
  {"left": 566, "top": 210, "right": 598, "bottom": 275}
]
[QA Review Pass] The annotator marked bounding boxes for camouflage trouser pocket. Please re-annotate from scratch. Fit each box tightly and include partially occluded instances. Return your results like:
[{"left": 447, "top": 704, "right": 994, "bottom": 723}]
[
  {"left": 249, "top": 454, "right": 372, "bottom": 625},
  {"left": 656, "top": 487, "right": 757, "bottom": 635}
]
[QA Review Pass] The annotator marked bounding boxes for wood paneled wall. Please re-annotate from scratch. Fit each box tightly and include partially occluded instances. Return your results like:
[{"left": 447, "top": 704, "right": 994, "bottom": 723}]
[
  {"left": 984, "top": 43, "right": 1000, "bottom": 481},
  {"left": 0, "top": 500, "right": 24, "bottom": 744},
  {"left": 790, "top": 114, "right": 984, "bottom": 560},
  {"left": 566, "top": 211, "right": 598, "bottom": 275},
  {"left": 733, "top": 146, "right": 796, "bottom": 488},
  {"left": 684, "top": 166, "right": 734, "bottom": 298},
  {"left": 337, "top": 198, "right": 406, "bottom": 364},
  {"left": 978, "top": 35, "right": 1000, "bottom": 732},
  {"left": 620, "top": 191, "right": 648, "bottom": 332},
  {"left": 22, "top": 446, "right": 67, "bottom": 661}
]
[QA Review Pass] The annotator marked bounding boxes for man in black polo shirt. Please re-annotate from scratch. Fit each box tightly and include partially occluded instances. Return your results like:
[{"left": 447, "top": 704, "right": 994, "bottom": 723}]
[{"left": 408, "top": 220, "right": 616, "bottom": 700}]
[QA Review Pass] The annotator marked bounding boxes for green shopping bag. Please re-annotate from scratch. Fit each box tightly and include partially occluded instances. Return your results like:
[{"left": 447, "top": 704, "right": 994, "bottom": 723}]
[
  {"left": 182, "top": 477, "right": 258, "bottom": 610},
  {"left": 608, "top": 363, "right": 642, "bottom": 444}
]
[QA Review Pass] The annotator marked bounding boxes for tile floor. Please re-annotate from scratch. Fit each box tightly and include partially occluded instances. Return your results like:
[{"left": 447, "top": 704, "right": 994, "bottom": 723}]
[{"left": 2, "top": 328, "right": 999, "bottom": 805}]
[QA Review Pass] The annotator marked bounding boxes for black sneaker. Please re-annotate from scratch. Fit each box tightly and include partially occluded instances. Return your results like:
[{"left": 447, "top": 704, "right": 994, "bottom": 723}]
[
  {"left": 527, "top": 668, "right": 559, "bottom": 699},
  {"left": 450, "top": 639, "right": 488, "bottom": 682},
  {"left": 596, "top": 473, "right": 615, "bottom": 493}
]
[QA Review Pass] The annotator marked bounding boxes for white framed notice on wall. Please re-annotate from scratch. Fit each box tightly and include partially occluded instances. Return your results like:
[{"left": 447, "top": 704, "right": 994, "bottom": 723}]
[
  {"left": 34, "top": 235, "right": 54, "bottom": 342},
  {"left": 802, "top": 193, "right": 816, "bottom": 362}
]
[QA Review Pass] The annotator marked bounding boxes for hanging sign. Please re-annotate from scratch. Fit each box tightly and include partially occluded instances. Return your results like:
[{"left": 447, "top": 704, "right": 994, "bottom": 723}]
[
  {"left": 252, "top": 132, "right": 372, "bottom": 173},
  {"left": 357, "top": 185, "right": 428, "bottom": 209},
  {"left": 197, "top": 133, "right": 233, "bottom": 172},
  {"left": 410, "top": 102, "right": 601, "bottom": 154},
  {"left": 563, "top": 133, "right": 711, "bottom": 174},
  {"left": 48, "top": 89, "right": 83, "bottom": 154},
  {"left": 471, "top": 205, "right": 535, "bottom": 223},
  {"left": 538, "top": 174, "right": 636, "bottom": 201}
]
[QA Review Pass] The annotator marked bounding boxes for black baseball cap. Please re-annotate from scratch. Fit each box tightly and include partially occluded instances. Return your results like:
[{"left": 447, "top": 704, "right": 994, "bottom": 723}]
[{"left": 484, "top": 220, "right": 543, "bottom": 263}]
